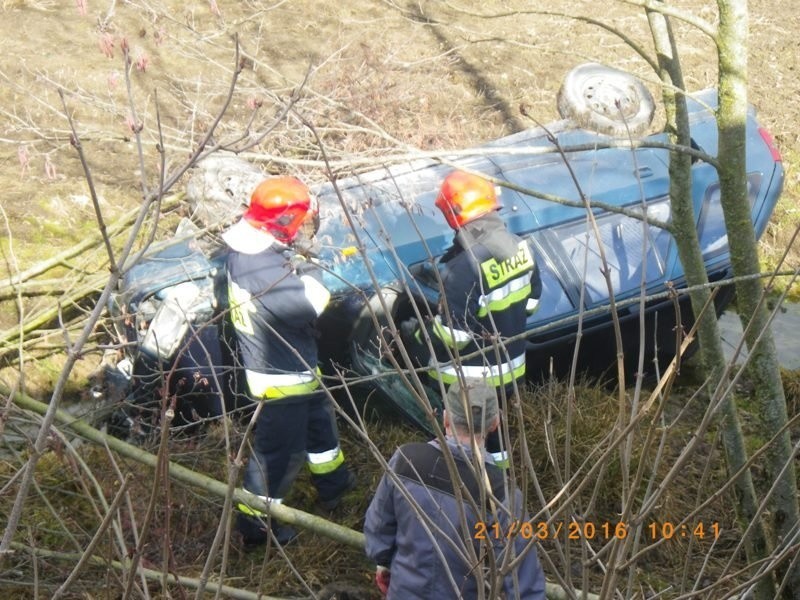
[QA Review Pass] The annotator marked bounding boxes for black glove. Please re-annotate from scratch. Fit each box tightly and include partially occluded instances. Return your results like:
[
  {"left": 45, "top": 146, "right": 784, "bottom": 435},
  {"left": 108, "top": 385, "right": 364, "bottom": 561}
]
[
  {"left": 399, "top": 317, "right": 431, "bottom": 367},
  {"left": 400, "top": 317, "right": 419, "bottom": 344},
  {"left": 293, "top": 233, "right": 321, "bottom": 259},
  {"left": 409, "top": 261, "right": 436, "bottom": 282}
]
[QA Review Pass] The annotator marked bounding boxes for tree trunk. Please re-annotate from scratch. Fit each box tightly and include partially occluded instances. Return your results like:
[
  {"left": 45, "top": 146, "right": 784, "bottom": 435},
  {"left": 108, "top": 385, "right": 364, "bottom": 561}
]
[
  {"left": 717, "top": 1, "right": 800, "bottom": 597},
  {"left": 646, "top": 6, "right": 775, "bottom": 598}
]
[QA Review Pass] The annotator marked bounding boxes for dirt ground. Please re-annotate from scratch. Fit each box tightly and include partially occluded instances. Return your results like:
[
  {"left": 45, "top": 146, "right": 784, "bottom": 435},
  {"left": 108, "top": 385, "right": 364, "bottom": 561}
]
[
  {"left": 1, "top": 0, "right": 797, "bottom": 269},
  {"left": 1, "top": 0, "right": 799, "bottom": 596}
]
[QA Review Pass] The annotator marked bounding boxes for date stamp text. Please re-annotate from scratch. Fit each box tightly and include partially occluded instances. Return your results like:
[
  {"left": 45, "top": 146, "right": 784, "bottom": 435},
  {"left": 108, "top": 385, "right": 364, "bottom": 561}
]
[{"left": 473, "top": 520, "right": 720, "bottom": 541}]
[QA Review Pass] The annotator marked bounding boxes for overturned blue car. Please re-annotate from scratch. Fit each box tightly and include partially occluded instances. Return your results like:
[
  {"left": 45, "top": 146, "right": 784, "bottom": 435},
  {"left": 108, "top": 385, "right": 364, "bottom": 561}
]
[{"left": 104, "top": 64, "right": 784, "bottom": 435}]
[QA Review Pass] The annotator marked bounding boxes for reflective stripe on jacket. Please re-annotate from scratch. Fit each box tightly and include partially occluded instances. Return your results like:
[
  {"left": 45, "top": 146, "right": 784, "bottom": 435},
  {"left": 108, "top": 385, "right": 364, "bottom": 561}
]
[
  {"left": 243, "top": 367, "right": 322, "bottom": 400},
  {"left": 428, "top": 351, "right": 526, "bottom": 387}
]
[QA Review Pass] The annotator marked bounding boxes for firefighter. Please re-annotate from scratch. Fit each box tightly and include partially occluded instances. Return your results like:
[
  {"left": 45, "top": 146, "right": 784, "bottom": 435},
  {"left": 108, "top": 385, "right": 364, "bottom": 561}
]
[
  {"left": 404, "top": 170, "right": 541, "bottom": 468},
  {"left": 223, "top": 176, "right": 354, "bottom": 547}
]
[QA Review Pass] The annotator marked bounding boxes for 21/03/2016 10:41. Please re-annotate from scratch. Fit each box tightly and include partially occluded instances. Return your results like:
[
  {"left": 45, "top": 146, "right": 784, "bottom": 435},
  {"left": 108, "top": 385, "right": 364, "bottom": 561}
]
[{"left": 473, "top": 520, "right": 721, "bottom": 541}]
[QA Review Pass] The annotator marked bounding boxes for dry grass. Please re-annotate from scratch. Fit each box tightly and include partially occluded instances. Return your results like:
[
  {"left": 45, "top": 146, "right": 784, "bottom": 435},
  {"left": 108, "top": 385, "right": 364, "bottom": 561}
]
[
  {"left": 511, "top": 377, "right": 750, "bottom": 594},
  {"left": 0, "top": 378, "right": 760, "bottom": 597}
]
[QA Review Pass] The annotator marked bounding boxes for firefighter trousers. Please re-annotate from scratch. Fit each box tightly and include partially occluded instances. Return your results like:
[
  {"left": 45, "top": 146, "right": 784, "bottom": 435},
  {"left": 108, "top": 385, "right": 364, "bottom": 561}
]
[{"left": 237, "top": 392, "right": 350, "bottom": 540}]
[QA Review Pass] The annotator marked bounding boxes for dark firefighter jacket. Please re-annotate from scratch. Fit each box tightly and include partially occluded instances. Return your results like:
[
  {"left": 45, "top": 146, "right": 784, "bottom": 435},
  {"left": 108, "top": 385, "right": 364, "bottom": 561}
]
[
  {"left": 226, "top": 245, "right": 330, "bottom": 401},
  {"left": 418, "top": 213, "right": 541, "bottom": 389}
]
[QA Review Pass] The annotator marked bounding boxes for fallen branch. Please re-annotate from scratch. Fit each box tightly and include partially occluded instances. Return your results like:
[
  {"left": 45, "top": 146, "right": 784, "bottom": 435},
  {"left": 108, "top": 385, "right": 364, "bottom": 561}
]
[
  {"left": 4, "top": 384, "right": 364, "bottom": 548},
  {"left": 0, "top": 278, "right": 104, "bottom": 301},
  {"left": 0, "top": 276, "right": 107, "bottom": 357},
  {"left": 8, "top": 542, "right": 286, "bottom": 600}
]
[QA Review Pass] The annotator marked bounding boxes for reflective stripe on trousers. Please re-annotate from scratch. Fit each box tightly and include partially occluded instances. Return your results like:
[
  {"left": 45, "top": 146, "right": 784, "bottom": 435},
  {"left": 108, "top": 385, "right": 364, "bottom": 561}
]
[
  {"left": 236, "top": 488, "right": 282, "bottom": 518},
  {"left": 428, "top": 352, "right": 526, "bottom": 387},
  {"left": 490, "top": 450, "right": 510, "bottom": 470},
  {"left": 237, "top": 447, "right": 347, "bottom": 514},
  {"left": 307, "top": 446, "right": 345, "bottom": 475}
]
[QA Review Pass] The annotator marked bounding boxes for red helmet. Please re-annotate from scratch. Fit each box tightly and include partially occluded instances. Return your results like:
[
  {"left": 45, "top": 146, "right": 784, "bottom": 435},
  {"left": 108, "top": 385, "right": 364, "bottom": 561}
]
[
  {"left": 244, "top": 176, "right": 314, "bottom": 243},
  {"left": 435, "top": 171, "right": 500, "bottom": 229}
]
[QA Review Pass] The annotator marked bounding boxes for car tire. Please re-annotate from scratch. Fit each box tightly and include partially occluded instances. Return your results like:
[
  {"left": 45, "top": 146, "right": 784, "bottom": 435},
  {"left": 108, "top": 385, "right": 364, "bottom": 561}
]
[{"left": 557, "top": 63, "right": 655, "bottom": 137}]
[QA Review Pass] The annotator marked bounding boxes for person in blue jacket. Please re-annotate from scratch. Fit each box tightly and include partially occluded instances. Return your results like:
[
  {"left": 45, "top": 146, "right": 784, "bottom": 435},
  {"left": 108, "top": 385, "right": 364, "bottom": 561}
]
[{"left": 364, "top": 378, "right": 546, "bottom": 599}]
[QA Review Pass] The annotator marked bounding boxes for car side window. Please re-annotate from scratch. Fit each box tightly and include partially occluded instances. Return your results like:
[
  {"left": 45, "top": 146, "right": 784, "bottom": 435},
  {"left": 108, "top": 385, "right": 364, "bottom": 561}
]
[
  {"left": 697, "top": 174, "right": 762, "bottom": 260},
  {"left": 527, "top": 257, "right": 577, "bottom": 324},
  {"left": 555, "top": 198, "right": 672, "bottom": 305},
  {"left": 526, "top": 231, "right": 582, "bottom": 324}
]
